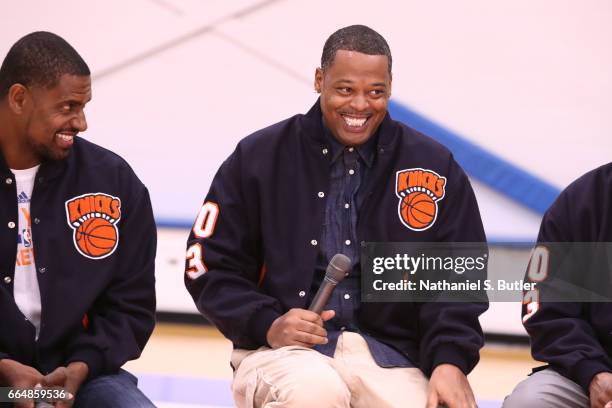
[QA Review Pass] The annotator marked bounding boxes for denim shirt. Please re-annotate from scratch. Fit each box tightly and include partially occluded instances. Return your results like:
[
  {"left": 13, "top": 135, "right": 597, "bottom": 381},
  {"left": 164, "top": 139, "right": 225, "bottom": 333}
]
[{"left": 310, "top": 125, "right": 413, "bottom": 368}]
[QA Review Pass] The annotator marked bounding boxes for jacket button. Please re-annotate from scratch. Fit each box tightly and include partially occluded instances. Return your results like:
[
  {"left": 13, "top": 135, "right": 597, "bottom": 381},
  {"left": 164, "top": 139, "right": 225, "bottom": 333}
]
[
  {"left": 38, "top": 267, "right": 46, "bottom": 274},
  {"left": 360, "top": 241, "right": 366, "bottom": 248},
  {"left": 298, "top": 290, "right": 306, "bottom": 297},
  {"left": 310, "top": 240, "right": 317, "bottom": 246},
  {"left": 34, "top": 218, "right": 40, "bottom": 224},
  {"left": 317, "top": 192, "right": 325, "bottom": 198},
  {"left": 5, "top": 178, "right": 12, "bottom": 185},
  {"left": 3, "top": 276, "right": 11, "bottom": 284},
  {"left": 322, "top": 148, "right": 328, "bottom": 155},
  {"left": 8, "top": 221, "right": 15, "bottom": 229}
]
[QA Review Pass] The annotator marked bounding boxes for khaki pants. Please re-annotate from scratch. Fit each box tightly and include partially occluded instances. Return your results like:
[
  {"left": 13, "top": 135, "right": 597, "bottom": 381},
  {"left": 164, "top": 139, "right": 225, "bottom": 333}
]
[
  {"left": 231, "top": 331, "right": 428, "bottom": 408},
  {"left": 503, "top": 368, "right": 589, "bottom": 408}
]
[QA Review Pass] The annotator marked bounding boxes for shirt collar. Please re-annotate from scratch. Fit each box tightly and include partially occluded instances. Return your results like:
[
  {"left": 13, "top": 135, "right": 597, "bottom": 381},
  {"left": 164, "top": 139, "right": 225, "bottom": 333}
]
[{"left": 322, "top": 121, "right": 378, "bottom": 168}]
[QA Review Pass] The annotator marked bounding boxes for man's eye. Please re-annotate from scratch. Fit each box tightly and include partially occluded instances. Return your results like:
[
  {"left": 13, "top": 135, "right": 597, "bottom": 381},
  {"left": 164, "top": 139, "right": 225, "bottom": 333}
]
[
  {"left": 338, "top": 87, "right": 351, "bottom": 95},
  {"left": 61, "top": 104, "right": 72, "bottom": 112},
  {"left": 370, "top": 89, "right": 385, "bottom": 96}
]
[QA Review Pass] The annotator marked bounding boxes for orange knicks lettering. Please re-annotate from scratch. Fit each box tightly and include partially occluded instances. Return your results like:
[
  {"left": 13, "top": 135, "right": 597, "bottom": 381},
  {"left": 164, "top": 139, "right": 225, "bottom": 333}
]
[
  {"left": 66, "top": 193, "right": 121, "bottom": 225},
  {"left": 65, "top": 193, "right": 122, "bottom": 260},
  {"left": 395, "top": 168, "right": 447, "bottom": 231}
]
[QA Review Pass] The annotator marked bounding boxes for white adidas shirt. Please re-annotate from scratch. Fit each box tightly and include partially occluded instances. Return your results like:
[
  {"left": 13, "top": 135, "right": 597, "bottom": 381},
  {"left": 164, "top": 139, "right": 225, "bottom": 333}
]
[{"left": 11, "top": 165, "right": 42, "bottom": 339}]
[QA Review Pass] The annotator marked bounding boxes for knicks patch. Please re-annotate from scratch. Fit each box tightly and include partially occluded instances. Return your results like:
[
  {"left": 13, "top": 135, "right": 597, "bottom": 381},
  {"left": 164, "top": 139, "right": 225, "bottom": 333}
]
[
  {"left": 396, "top": 168, "right": 446, "bottom": 231},
  {"left": 65, "top": 193, "right": 121, "bottom": 259}
]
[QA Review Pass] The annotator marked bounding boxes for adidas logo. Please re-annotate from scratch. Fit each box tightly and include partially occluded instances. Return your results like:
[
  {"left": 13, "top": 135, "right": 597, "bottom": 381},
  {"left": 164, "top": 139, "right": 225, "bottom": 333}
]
[{"left": 17, "top": 191, "right": 29, "bottom": 204}]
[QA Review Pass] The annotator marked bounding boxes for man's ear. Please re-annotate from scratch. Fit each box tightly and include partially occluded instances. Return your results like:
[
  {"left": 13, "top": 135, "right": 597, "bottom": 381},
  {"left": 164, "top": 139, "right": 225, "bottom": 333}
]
[
  {"left": 7, "top": 84, "right": 29, "bottom": 114},
  {"left": 314, "top": 68, "right": 323, "bottom": 93}
]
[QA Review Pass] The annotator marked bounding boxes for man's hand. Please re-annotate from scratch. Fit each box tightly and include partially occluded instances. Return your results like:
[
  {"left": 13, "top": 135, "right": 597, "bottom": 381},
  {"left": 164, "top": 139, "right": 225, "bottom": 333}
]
[
  {"left": 589, "top": 372, "right": 612, "bottom": 408},
  {"left": 426, "top": 364, "right": 477, "bottom": 408},
  {"left": 266, "top": 308, "right": 335, "bottom": 348},
  {"left": 42, "top": 361, "right": 88, "bottom": 408},
  {"left": 0, "top": 359, "right": 44, "bottom": 408}
]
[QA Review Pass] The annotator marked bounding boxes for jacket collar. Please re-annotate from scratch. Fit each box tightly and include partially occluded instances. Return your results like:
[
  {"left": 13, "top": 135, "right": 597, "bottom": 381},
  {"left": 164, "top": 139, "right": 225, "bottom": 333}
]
[{"left": 0, "top": 143, "right": 69, "bottom": 181}]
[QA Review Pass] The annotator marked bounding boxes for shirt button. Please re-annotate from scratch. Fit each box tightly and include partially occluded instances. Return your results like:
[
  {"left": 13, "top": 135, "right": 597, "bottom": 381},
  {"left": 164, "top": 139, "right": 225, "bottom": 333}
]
[
  {"left": 345, "top": 240, "right": 351, "bottom": 245},
  {"left": 299, "top": 290, "right": 306, "bottom": 297},
  {"left": 3, "top": 276, "right": 11, "bottom": 284},
  {"left": 317, "top": 192, "right": 325, "bottom": 198},
  {"left": 344, "top": 203, "right": 350, "bottom": 209},
  {"left": 322, "top": 148, "right": 329, "bottom": 155},
  {"left": 344, "top": 293, "right": 351, "bottom": 300},
  {"left": 340, "top": 326, "right": 346, "bottom": 331},
  {"left": 310, "top": 240, "right": 317, "bottom": 246},
  {"left": 8, "top": 221, "right": 15, "bottom": 229},
  {"left": 360, "top": 241, "right": 366, "bottom": 248},
  {"left": 5, "top": 178, "right": 12, "bottom": 185},
  {"left": 38, "top": 267, "right": 46, "bottom": 274},
  {"left": 34, "top": 218, "right": 40, "bottom": 224},
  {"left": 348, "top": 169, "right": 355, "bottom": 175},
  {"left": 348, "top": 147, "right": 354, "bottom": 152}
]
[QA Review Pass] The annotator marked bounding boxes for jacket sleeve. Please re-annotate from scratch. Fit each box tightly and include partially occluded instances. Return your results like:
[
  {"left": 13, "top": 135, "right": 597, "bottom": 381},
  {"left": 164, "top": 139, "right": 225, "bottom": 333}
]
[
  {"left": 418, "top": 156, "right": 488, "bottom": 376},
  {"left": 63, "top": 185, "right": 157, "bottom": 379},
  {"left": 184, "top": 147, "right": 283, "bottom": 349},
  {"left": 522, "top": 190, "right": 612, "bottom": 392}
]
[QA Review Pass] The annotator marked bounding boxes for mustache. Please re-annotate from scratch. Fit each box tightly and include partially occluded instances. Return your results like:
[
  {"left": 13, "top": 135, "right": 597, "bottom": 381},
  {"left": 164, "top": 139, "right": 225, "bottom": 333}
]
[
  {"left": 338, "top": 111, "right": 373, "bottom": 116},
  {"left": 57, "top": 129, "right": 79, "bottom": 135}
]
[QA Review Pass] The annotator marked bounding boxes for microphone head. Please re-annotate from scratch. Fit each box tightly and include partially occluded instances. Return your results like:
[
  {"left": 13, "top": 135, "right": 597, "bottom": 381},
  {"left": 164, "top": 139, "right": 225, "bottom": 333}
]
[{"left": 326, "top": 254, "right": 352, "bottom": 284}]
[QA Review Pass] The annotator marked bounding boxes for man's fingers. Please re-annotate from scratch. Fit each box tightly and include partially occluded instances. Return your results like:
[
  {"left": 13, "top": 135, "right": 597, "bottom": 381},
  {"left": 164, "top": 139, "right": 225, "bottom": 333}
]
[
  {"left": 295, "top": 330, "right": 328, "bottom": 345},
  {"left": 296, "top": 320, "right": 327, "bottom": 337},
  {"left": 426, "top": 390, "right": 439, "bottom": 408},
  {"left": 320, "top": 310, "right": 335, "bottom": 321},
  {"left": 464, "top": 386, "right": 477, "bottom": 408},
  {"left": 296, "top": 309, "right": 325, "bottom": 325},
  {"left": 42, "top": 367, "right": 67, "bottom": 387}
]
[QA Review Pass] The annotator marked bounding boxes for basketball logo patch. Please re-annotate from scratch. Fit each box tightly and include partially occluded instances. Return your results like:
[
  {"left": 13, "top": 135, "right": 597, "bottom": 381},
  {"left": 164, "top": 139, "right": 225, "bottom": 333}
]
[
  {"left": 65, "top": 193, "right": 121, "bottom": 259},
  {"left": 396, "top": 168, "right": 446, "bottom": 231}
]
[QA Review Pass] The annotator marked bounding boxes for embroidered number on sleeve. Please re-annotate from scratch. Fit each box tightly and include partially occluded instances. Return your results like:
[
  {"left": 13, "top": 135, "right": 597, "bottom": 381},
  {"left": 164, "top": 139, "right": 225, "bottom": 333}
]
[
  {"left": 186, "top": 243, "right": 207, "bottom": 279},
  {"left": 522, "top": 289, "right": 540, "bottom": 323},
  {"left": 192, "top": 202, "right": 219, "bottom": 238},
  {"left": 522, "top": 246, "right": 550, "bottom": 322},
  {"left": 186, "top": 202, "right": 219, "bottom": 279},
  {"left": 526, "top": 245, "right": 549, "bottom": 282}
]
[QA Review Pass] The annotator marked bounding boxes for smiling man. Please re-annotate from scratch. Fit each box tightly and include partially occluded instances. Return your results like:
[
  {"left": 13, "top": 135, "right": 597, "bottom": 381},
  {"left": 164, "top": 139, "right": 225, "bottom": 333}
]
[
  {"left": 0, "top": 32, "right": 156, "bottom": 407},
  {"left": 186, "top": 25, "right": 487, "bottom": 408}
]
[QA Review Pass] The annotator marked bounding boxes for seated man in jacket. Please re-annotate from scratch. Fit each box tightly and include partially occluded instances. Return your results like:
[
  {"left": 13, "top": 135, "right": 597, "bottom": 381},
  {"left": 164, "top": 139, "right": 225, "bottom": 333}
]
[
  {"left": 0, "top": 32, "right": 156, "bottom": 407},
  {"left": 186, "top": 24, "right": 487, "bottom": 408},
  {"left": 504, "top": 162, "right": 612, "bottom": 408}
]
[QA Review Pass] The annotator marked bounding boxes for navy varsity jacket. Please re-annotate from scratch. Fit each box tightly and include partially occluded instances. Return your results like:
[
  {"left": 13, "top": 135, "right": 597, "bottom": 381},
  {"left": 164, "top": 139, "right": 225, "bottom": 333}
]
[
  {"left": 522, "top": 162, "right": 612, "bottom": 392},
  {"left": 185, "top": 101, "right": 488, "bottom": 376},
  {"left": 0, "top": 137, "right": 156, "bottom": 380}
]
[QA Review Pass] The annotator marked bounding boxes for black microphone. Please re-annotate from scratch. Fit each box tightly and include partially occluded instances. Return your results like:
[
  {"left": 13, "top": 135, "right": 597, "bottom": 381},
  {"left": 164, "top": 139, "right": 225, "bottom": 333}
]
[{"left": 308, "top": 254, "right": 352, "bottom": 314}]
